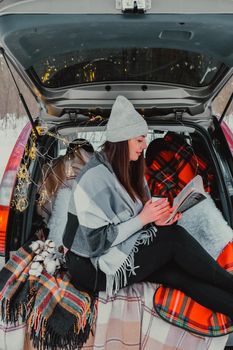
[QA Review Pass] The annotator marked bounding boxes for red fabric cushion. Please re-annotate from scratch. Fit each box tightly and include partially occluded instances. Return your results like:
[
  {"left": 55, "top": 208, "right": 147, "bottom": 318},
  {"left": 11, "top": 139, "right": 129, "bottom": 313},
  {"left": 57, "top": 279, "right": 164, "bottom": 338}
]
[{"left": 154, "top": 241, "right": 233, "bottom": 336}]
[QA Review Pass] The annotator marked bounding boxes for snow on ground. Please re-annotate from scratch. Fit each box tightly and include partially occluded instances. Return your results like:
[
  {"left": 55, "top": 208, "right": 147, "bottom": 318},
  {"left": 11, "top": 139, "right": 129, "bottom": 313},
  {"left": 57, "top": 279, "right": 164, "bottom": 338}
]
[{"left": 0, "top": 115, "right": 28, "bottom": 183}]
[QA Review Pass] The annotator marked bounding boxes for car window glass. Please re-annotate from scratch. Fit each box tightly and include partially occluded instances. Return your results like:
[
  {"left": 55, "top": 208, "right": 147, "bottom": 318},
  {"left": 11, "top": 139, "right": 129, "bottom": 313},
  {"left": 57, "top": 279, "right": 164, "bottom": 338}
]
[{"left": 31, "top": 48, "right": 222, "bottom": 88}]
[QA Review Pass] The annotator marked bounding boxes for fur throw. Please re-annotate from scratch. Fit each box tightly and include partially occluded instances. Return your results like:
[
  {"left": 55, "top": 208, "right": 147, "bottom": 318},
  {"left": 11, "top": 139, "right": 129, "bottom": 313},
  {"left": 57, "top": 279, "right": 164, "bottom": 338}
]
[
  {"left": 47, "top": 187, "right": 72, "bottom": 247},
  {"left": 179, "top": 193, "right": 233, "bottom": 259}
]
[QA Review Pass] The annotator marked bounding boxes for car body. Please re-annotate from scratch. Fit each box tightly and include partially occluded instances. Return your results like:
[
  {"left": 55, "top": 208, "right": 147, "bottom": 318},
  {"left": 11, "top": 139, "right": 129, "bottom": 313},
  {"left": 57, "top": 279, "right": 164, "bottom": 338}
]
[{"left": 0, "top": 0, "right": 233, "bottom": 348}]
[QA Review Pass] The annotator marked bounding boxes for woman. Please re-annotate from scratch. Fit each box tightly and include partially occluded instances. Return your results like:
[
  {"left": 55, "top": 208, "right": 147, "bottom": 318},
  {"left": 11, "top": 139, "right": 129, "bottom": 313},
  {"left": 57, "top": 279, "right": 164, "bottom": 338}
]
[{"left": 64, "top": 95, "right": 233, "bottom": 319}]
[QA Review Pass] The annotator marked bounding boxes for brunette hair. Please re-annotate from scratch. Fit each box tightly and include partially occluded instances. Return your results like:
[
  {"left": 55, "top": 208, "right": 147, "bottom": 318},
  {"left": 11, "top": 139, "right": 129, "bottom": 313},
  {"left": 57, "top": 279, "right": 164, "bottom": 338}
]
[{"left": 102, "top": 141, "right": 147, "bottom": 203}]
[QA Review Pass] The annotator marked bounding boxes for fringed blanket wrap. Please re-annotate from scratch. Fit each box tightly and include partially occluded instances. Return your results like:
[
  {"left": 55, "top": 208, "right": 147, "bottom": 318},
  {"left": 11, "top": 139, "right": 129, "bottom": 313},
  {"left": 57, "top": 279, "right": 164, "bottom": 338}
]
[
  {"left": 0, "top": 241, "right": 97, "bottom": 350},
  {"left": 63, "top": 151, "right": 157, "bottom": 296}
]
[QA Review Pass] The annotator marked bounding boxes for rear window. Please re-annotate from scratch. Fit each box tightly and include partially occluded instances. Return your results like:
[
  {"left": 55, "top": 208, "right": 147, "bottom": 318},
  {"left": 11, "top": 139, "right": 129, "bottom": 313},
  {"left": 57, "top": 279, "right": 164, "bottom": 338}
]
[
  {"left": 2, "top": 14, "right": 228, "bottom": 89},
  {"left": 32, "top": 48, "right": 222, "bottom": 88}
]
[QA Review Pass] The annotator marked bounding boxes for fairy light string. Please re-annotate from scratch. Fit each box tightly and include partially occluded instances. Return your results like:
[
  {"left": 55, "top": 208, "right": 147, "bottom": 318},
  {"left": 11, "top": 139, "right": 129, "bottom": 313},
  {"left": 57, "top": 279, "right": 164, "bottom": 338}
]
[
  {"left": 11, "top": 130, "right": 37, "bottom": 212},
  {"left": 12, "top": 115, "right": 105, "bottom": 212}
]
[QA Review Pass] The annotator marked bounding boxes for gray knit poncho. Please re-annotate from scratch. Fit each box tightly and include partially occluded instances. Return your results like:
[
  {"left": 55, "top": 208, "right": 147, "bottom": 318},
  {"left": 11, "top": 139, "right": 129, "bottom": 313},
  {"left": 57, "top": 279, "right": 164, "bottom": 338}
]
[{"left": 63, "top": 151, "right": 157, "bottom": 296}]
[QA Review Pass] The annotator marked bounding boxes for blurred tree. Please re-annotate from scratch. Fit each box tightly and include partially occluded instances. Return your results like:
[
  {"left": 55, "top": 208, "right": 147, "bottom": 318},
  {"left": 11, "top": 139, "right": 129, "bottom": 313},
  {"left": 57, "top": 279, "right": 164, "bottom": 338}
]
[
  {"left": 212, "top": 76, "right": 233, "bottom": 118},
  {"left": 0, "top": 55, "right": 39, "bottom": 119}
]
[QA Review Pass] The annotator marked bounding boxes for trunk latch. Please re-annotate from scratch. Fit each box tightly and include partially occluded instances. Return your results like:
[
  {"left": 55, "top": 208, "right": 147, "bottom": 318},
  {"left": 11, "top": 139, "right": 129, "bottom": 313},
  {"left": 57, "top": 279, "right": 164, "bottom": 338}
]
[
  {"left": 116, "top": 0, "right": 151, "bottom": 13},
  {"left": 69, "top": 112, "right": 78, "bottom": 122},
  {"left": 175, "top": 110, "right": 184, "bottom": 121}
]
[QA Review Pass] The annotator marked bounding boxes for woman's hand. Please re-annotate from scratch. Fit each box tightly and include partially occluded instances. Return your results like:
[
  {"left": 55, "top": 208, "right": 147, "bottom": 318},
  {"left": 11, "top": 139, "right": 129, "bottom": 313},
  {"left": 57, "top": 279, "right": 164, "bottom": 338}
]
[
  {"left": 139, "top": 198, "right": 182, "bottom": 226},
  {"left": 139, "top": 198, "right": 171, "bottom": 225},
  {"left": 156, "top": 206, "right": 182, "bottom": 226}
]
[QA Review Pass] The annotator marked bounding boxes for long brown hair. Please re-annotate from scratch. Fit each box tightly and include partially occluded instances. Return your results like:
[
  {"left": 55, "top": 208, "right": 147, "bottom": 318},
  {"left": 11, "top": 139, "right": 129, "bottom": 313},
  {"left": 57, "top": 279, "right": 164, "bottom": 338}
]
[{"left": 102, "top": 141, "right": 147, "bottom": 203}]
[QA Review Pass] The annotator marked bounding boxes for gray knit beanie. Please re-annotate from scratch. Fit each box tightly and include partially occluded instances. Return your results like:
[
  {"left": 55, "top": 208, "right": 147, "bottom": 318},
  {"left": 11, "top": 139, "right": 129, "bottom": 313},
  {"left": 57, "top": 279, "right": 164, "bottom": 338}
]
[{"left": 106, "top": 95, "right": 148, "bottom": 142}]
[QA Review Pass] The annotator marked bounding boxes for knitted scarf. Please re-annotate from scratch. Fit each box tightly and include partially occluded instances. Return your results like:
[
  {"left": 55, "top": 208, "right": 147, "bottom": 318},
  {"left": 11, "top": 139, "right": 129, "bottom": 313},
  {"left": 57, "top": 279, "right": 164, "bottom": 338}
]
[
  {"left": 0, "top": 241, "right": 97, "bottom": 350},
  {"left": 63, "top": 151, "right": 157, "bottom": 296}
]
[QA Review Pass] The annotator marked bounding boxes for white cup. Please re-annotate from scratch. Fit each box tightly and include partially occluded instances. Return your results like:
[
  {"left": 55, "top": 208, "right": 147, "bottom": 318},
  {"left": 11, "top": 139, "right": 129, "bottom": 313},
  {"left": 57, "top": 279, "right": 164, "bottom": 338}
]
[{"left": 152, "top": 196, "right": 168, "bottom": 202}]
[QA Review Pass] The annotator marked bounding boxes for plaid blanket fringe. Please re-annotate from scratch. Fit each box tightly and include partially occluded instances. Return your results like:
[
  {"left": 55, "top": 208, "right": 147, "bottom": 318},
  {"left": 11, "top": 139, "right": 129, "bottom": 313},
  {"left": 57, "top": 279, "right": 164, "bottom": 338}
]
[
  {"left": 0, "top": 244, "right": 97, "bottom": 350},
  {"left": 29, "top": 294, "right": 97, "bottom": 350},
  {"left": 154, "top": 241, "right": 233, "bottom": 337}
]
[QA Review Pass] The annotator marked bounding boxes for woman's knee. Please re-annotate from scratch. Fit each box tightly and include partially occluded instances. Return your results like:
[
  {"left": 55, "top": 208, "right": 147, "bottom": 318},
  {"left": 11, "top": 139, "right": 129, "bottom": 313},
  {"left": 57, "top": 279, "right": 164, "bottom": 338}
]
[
  {"left": 172, "top": 224, "right": 200, "bottom": 247},
  {"left": 157, "top": 225, "right": 192, "bottom": 245}
]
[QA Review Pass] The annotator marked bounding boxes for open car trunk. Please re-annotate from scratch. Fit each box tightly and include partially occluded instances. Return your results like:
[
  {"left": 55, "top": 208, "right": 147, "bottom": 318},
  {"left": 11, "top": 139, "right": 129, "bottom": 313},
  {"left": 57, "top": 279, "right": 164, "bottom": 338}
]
[
  {"left": 1, "top": 1, "right": 233, "bottom": 349},
  {"left": 8, "top": 117, "right": 232, "bottom": 350}
]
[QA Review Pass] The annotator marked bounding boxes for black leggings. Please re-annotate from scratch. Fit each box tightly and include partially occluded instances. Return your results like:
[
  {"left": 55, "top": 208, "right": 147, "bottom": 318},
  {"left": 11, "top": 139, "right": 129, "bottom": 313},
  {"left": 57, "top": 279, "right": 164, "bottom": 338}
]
[{"left": 66, "top": 225, "right": 233, "bottom": 319}]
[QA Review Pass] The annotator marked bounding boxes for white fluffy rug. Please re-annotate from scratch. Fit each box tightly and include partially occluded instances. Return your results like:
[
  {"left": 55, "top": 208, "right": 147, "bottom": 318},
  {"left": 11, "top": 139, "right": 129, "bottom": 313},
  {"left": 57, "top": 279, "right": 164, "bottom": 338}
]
[
  {"left": 47, "top": 187, "right": 72, "bottom": 247},
  {"left": 179, "top": 193, "right": 233, "bottom": 259}
]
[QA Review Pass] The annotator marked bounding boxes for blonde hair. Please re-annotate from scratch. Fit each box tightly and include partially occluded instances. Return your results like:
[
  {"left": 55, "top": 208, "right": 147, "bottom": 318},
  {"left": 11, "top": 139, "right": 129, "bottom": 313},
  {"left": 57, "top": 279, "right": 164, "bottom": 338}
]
[{"left": 38, "top": 144, "right": 93, "bottom": 206}]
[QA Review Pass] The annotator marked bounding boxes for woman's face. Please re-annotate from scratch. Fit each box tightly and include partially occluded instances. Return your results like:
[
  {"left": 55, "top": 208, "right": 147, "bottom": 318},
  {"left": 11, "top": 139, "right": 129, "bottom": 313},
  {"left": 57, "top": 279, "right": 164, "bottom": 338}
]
[{"left": 128, "top": 136, "right": 147, "bottom": 161}]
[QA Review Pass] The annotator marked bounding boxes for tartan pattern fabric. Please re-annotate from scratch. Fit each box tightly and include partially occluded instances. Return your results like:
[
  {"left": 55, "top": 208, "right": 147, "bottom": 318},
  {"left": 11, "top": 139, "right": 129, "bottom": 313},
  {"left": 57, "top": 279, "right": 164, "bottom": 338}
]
[
  {"left": 0, "top": 245, "right": 34, "bottom": 304},
  {"left": 0, "top": 242, "right": 97, "bottom": 350},
  {"left": 80, "top": 282, "right": 228, "bottom": 349},
  {"left": 154, "top": 241, "right": 233, "bottom": 336},
  {"left": 0, "top": 245, "right": 36, "bottom": 323},
  {"left": 24, "top": 282, "right": 229, "bottom": 349},
  {"left": 145, "top": 132, "right": 214, "bottom": 203}
]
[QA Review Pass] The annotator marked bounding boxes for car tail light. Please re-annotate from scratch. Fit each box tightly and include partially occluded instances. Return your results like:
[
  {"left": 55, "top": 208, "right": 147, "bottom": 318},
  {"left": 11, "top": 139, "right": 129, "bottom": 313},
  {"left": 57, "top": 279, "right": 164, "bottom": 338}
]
[{"left": 0, "top": 122, "right": 32, "bottom": 256}]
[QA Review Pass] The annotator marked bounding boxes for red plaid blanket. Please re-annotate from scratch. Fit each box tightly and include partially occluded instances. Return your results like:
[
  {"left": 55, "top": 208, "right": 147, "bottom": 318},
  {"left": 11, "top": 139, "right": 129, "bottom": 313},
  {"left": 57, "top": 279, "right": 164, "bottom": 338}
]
[
  {"left": 154, "top": 241, "right": 233, "bottom": 336},
  {"left": 145, "top": 132, "right": 214, "bottom": 203}
]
